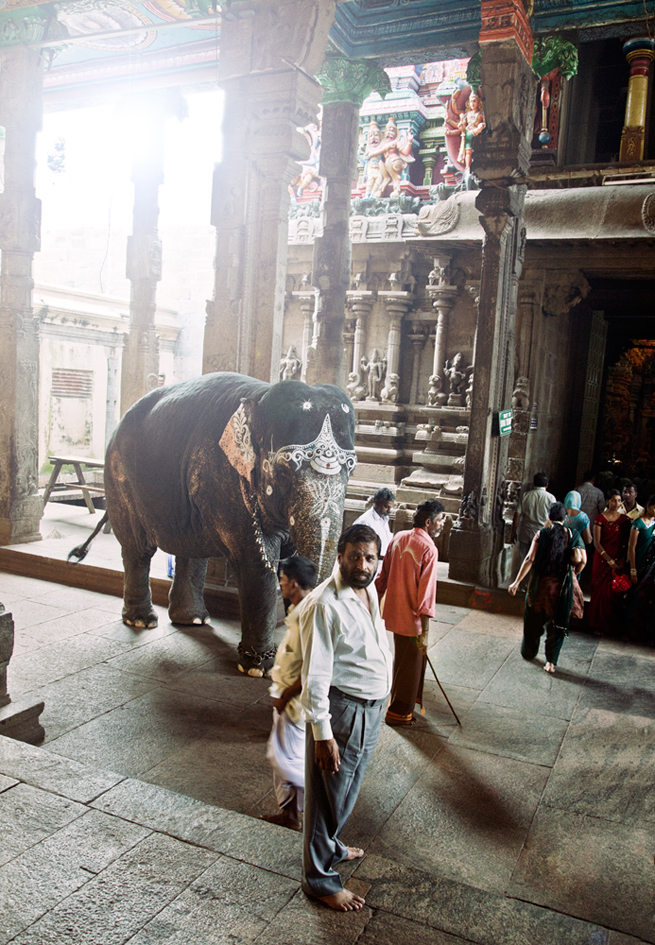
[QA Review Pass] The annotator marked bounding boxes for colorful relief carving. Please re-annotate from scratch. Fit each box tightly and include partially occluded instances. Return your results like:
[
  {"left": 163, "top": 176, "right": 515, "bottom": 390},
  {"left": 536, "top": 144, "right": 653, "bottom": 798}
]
[
  {"left": 289, "top": 123, "right": 321, "bottom": 201},
  {"left": 360, "top": 116, "right": 415, "bottom": 198}
]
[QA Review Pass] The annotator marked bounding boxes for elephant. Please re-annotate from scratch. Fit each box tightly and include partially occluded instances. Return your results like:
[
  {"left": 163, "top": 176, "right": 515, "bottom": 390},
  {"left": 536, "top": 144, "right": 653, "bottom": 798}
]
[{"left": 100, "top": 372, "right": 356, "bottom": 676}]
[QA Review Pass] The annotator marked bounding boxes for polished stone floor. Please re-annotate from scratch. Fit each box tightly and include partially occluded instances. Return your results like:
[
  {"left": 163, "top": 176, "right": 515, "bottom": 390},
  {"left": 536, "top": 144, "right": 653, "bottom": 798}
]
[{"left": 1, "top": 569, "right": 653, "bottom": 945}]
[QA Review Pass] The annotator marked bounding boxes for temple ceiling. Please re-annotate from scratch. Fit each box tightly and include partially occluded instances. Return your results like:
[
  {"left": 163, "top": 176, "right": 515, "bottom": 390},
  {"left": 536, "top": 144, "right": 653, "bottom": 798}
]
[{"left": 0, "top": 0, "right": 651, "bottom": 97}]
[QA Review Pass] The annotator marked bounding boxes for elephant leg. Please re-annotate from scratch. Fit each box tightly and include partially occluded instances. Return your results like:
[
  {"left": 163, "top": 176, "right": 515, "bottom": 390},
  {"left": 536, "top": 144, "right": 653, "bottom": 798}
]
[
  {"left": 232, "top": 559, "right": 280, "bottom": 678},
  {"left": 168, "top": 557, "right": 210, "bottom": 626},
  {"left": 122, "top": 546, "right": 158, "bottom": 628}
]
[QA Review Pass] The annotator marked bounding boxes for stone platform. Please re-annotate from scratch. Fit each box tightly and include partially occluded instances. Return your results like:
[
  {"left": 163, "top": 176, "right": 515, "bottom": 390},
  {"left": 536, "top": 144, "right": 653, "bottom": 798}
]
[{"left": 0, "top": 568, "right": 653, "bottom": 943}]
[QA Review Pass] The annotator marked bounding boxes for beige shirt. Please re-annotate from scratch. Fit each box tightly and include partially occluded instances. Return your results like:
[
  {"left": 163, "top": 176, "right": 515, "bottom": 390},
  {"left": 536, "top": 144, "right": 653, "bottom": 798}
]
[
  {"left": 269, "top": 602, "right": 305, "bottom": 725},
  {"left": 619, "top": 502, "right": 644, "bottom": 522}
]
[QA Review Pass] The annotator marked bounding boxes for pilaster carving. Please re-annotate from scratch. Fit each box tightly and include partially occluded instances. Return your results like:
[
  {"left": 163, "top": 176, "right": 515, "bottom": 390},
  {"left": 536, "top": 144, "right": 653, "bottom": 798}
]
[
  {"left": 620, "top": 38, "right": 655, "bottom": 162},
  {"left": 0, "top": 46, "right": 44, "bottom": 544},
  {"left": 426, "top": 255, "right": 458, "bottom": 403}
]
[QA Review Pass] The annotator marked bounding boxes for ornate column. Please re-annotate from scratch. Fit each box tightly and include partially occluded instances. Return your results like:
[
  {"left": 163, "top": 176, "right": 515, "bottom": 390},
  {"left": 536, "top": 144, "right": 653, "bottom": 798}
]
[
  {"left": 306, "top": 52, "right": 390, "bottom": 388},
  {"left": 378, "top": 292, "right": 412, "bottom": 383},
  {"left": 0, "top": 47, "right": 43, "bottom": 544},
  {"left": 448, "top": 0, "right": 536, "bottom": 586},
  {"left": 120, "top": 90, "right": 184, "bottom": 415},
  {"left": 408, "top": 322, "right": 429, "bottom": 405},
  {"left": 204, "top": 0, "right": 336, "bottom": 382},
  {"left": 345, "top": 291, "right": 374, "bottom": 376},
  {"left": 426, "top": 256, "right": 458, "bottom": 400},
  {"left": 291, "top": 283, "right": 316, "bottom": 383},
  {"left": 619, "top": 37, "right": 655, "bottom": 162}
]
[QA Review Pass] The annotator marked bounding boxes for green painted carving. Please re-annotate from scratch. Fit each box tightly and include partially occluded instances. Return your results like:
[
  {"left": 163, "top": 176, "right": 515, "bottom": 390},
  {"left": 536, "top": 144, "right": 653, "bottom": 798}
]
[
  {"left": 466, "top": 51, "right": 481, "bottom": 92},
  {"left": 316, "top": 52, "right": 391, "bottom": 108},
  {"left": 0, "top": 10, "right": 51, "bottom": 47},
  {"left": 532, "top": 36, "right": 578, "bottom": 80}
]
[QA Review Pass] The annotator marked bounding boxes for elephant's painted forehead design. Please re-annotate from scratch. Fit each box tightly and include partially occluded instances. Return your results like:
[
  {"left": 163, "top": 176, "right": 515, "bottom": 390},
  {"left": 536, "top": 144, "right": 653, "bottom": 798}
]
[{"left": 272, "top": 413, "right": 356, "bottom": 477}]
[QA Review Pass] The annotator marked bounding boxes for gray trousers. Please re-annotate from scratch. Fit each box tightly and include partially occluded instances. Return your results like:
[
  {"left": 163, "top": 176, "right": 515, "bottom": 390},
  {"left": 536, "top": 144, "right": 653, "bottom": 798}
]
[{"left": 302, "top": 686, "right": 386, "bottom": 898}]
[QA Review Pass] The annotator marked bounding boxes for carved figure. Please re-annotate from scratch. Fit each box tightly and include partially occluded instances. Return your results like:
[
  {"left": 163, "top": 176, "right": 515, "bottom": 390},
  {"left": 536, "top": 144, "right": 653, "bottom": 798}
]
[
  {"left": 363, "top": 116, "right": 414, "bottom": 198},
  {"left": 279, "top": 345, "right": 302, "bottom": 381},
  {"left": 445, "top": 353, "right": 467, "bottom": 395},
  {"left": 512, "top": 376, "right": 530, "bottom": 410},
  {"left": 361, "top": 351, "right": 386, "bottom": 401},
  {"left": 381, "top": 372, "right": 400, "bottom": 404},
  {"left": 346, "top": 371, "right": 366, "bottom": 402},
  {"left": 361, "top": 120, "right": 385, "bottom": 197},
  {"left": 289, "top": 122, "right": 321, "bottom": 200},
  {"left": 466, "top": 370, "right": 474, "bottom": 409},
  {"left": 72, "top": 374, "right": 356, "bottom": 677},
  {"left": 427, "top": 374, "right": 447, "bottom": 407}
]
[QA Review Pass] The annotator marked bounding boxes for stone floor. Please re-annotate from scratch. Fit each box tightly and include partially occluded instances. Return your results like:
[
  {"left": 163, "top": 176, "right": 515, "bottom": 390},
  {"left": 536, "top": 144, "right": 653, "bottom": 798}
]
[{"left": 1, "top": 567, "right": 653, "bottom": 944}]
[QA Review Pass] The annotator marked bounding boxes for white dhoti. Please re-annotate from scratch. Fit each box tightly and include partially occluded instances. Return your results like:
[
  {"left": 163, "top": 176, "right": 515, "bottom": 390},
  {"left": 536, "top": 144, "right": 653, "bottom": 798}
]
[{"left": 266, "top": 707, "right": 305, "bottom": 811}]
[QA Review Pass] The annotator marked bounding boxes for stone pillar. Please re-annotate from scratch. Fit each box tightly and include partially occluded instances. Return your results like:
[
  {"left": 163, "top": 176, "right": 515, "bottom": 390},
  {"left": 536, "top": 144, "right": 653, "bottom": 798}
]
[
  {"left": 204, "top": 1, "right": 336, "bottom": 383},
  {"left": 105, "top": 341, "right": 122, "bottom": 446},
  {"left": 448, "top": 0, "right": 536, "bottom": 586},
  {"left": 408, "top": 323, "right": 428, "bottom": 405},
  {"left": 0, "top": 47, "right": 43, "bottom": 545},
  {"left": 120, "top": 90, "right": 184, "bottom": 415},
  {"left": 426, "top": 257, "right": 458, "bottom": 393},
  {"left": 291, "top": 288, "right": 316, "bottom": 383},
  {"left": 619, "top": 37, "right": 655, "bottom": 162},
  {"left": 306, "top": 54, "right": 390, "bottom": 388},
  {"left": 346, "top": 291, "right": 374, "bottom": 375},
  {"left": 378, "top": 292, "right": 412, "bottom": 379}
]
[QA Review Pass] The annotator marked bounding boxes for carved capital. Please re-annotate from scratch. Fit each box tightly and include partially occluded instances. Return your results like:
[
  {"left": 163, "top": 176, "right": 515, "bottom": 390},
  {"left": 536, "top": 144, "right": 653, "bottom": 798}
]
[{"left": 316, "top": 53, "right": 391, "bottom": 108}]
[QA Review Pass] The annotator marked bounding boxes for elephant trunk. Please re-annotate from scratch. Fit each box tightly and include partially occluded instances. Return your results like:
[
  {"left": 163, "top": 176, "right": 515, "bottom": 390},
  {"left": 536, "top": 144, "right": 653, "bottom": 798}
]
[{"left": 286, "top": 471, "right": 348, "bottom": 582}]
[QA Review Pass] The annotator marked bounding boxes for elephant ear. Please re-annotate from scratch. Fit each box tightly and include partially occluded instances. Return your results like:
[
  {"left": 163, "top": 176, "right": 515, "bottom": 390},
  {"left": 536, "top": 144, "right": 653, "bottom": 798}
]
[{"left": 219, "top": 401, "right": 257, "bottom": 488}]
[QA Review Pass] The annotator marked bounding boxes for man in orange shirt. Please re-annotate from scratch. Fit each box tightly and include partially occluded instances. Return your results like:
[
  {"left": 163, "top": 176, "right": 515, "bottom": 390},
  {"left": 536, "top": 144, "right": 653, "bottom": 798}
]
[{"left": 375, "top": 499, "right": 445, "bottom": 726}]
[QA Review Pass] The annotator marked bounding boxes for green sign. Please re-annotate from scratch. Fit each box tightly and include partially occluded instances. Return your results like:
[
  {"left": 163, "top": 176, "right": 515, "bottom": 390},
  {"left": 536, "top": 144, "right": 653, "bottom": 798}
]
[{"left": 498, "top": 409, "right": 513, "bottom": 437}]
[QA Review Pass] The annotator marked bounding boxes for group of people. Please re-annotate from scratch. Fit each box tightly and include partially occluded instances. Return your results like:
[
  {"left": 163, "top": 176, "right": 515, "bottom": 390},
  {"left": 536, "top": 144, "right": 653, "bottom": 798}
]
[
  {"left": 263, "top": 488, "right": 445, "bottom": 912},
  {"left": 509, "top": 470, "right": 655, "bottom": 673}
]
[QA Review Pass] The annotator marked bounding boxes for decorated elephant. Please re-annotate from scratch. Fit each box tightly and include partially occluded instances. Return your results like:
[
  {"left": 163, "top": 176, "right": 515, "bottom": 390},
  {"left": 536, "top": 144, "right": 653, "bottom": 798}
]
[{"left": 71, "top": 373, "right": 356, "bottom": 676}]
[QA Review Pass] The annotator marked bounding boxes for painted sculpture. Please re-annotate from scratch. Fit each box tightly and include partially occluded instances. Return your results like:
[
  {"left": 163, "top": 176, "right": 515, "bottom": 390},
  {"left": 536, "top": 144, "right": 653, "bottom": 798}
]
[
  {"left": 361, "top": 116, "right": 414, "bottom": 197},
  {"left": 72, "top": 374, "right": 356, "bottom": 676}
]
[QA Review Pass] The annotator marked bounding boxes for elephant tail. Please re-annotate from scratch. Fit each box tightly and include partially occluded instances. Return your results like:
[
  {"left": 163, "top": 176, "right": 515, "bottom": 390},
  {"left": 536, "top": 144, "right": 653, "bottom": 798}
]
[{"left": 67, "top": 512, "right": 109, "bottom": 563}]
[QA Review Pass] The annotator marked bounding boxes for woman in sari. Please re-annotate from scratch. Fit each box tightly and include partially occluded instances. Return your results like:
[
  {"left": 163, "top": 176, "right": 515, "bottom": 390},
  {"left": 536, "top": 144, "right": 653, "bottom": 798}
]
[
  {"left": 509, "top": 502, "right": 586, "bottom": 674},
  {"left": 563, "top": 490, "right": 592, "bottom": 546},
  {"left": 627, "top": 495, "right": 655, "bottom": 645},
  {"left": 588, "top": 489, "right": 631, "bottom": 637}
]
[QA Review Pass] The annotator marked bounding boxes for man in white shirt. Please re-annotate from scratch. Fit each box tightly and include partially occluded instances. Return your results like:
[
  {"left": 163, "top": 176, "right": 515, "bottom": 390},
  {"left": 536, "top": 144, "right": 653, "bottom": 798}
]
[
  {"left": 577, "top": 470, "right": 606, "bottom": 523},
  {"left": 352, "top": 487, "right": 395, "bottom": 569},
  {"left": 299, "top": 523, "right": 392, "bottom": 912},
  {"left": 511, "top": 472, "right": 556, "bottom": 562},
  {"left": 619, "top": 482, "right": 644, "bottom": 521},
  {"left": 261, "top": 556, "right": 316, "bottom": 832}
]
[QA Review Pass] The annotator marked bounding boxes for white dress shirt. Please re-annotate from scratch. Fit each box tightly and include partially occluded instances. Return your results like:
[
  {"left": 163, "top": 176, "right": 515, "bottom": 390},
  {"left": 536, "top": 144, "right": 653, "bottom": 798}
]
[
  {"left": 299, "top": 563, "right": 392, "bottom": 741},
  {"left": 352, "top": 506, "right": 393, "bottom": 557}
]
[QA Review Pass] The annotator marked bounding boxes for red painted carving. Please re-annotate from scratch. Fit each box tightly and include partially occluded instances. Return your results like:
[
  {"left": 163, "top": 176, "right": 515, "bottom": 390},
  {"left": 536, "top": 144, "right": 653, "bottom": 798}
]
[{"left": 479, "top": 0, "right": 533, "bottom": 64}]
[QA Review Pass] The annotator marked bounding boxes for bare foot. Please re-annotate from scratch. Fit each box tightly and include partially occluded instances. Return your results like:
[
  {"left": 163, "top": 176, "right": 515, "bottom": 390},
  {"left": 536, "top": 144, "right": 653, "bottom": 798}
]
[
  {"left": 319, "top": 889, "right": 365, "bottom": 911},
  {"left": 344, "top": 847, "right": 364, "bottom": 861},
  {"left": 544, "top": 662, "right": 556, "bottom": 674}
]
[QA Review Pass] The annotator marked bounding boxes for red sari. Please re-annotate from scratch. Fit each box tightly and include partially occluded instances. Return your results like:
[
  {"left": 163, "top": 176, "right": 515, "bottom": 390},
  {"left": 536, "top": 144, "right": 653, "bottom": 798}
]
[{"left": 588, "top": 513, "right": 631, "bottom": 635}]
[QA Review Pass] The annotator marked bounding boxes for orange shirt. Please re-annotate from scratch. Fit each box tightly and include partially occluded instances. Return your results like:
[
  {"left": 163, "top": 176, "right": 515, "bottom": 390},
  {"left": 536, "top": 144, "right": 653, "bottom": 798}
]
[{"left": 375, "top": 527, "right": 438, "bottom": 636}]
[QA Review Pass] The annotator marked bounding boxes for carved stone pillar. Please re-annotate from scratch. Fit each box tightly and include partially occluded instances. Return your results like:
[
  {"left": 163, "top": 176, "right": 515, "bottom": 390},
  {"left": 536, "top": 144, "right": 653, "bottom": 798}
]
[
  {"left": 0, "top": 47, "right": 43, "bottom": 544},
  {"left": 346, "top": 291, "right": 374, "bottom": 376},
  {"left": 378, "top": 292, "right": 412, "bottom": 382},
  {"left": 448, "top": 0, "right": 536, "bottom": 586},
  {"left": 408, "top": 323, "right": 429, "bottom": 405},
  {"left": 426, "top": 257, "right": 458, "bottom": 396},
  {"left": 291, "top": 289, "right": 316, "bottom": 383},
  {"left": 204, "top": 1, "right": 336, "bottom": 382},
  {"left": 306, "top": 53, "right": 390, "bottom": 388},
  {"left": 120, "top": 90, "right": 184, "bottom": 415},
  {"left": 619, "top": 37, "right": 655, "bottom": 162}
]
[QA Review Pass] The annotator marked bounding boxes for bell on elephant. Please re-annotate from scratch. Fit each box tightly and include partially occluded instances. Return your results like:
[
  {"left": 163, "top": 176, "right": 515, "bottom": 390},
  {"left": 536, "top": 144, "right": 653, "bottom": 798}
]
[{"left": 68, "top": 373, "right": 357, "bottom": 677}]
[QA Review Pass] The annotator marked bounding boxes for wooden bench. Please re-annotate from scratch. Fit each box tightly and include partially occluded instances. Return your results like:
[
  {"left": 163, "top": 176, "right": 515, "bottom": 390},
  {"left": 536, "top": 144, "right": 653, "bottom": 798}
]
[{"left": 43, "top": 455, "right": 105, "bottom": 515}]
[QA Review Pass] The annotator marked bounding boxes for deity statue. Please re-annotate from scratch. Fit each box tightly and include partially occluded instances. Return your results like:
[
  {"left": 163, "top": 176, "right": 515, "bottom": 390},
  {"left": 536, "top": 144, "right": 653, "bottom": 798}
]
[
  {"left": 454, "top": 91, "right": 485, "bottom": 171},
  {"left": 289, "top": 123, "right": 321, "bottom": 200},
  {"left": 445, "top": 353, "right": 467, "bottom": 395},
  {"left": 279, "top": 346, "right": 302, "bottom": 381},
  {"left": 381, "top": 373, "right": 400, "bottom": 404},
  {"left": 361, "top": 351, "right": 386, "bottom": 401},
  {"left": 362, "top": 116, "right": 414, "bottom": 198}
]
